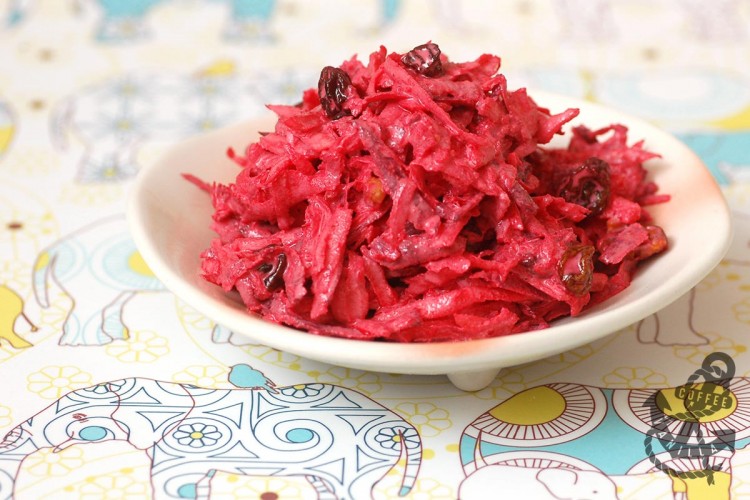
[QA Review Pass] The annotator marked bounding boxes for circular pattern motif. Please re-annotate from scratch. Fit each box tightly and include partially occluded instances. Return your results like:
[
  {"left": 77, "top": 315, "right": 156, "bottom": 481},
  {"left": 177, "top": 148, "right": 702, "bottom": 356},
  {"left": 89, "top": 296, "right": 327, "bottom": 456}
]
[
  {"left": 79, "top": 426, "right": 108, "bottom": 441},
  {"left": 612, "top": 378, "right": 750, "bottom": 442},
  {"left": 94, "top": 233, "right": 163, "bottom": 291},
  {"left": 467, "top": 384, "right": 607, "bottom": 447}
]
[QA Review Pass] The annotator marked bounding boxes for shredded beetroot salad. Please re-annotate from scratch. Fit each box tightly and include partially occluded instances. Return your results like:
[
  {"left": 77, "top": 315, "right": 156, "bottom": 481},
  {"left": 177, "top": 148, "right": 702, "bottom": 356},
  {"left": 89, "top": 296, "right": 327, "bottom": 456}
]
[{"left": 188, "top": 43, "right": 669, "bottom": 342}]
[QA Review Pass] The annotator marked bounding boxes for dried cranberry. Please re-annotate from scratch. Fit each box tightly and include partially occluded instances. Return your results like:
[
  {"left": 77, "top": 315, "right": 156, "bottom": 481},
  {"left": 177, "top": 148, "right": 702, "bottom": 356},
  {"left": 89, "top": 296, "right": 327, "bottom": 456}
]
[
  {"left": 558, "top": 245, "right": 595, "bottom": 295},
  {"left": 262, "top": 253, "right": 287, "bottom": 291},
  {"left": 318, "top": 66, "right": 352, "bottom": 120},
  {"left": 401, "top": 42, "right": 443, "bottom": 77},
  {"left": 557, "top": 158, "right": 610, "bottom": 215}
]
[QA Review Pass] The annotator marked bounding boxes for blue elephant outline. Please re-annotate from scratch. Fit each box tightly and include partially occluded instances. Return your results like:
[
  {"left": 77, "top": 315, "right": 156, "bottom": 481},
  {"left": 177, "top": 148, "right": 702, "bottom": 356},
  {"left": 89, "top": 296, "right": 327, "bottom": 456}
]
[
  {"left": 32, "top": 215, "right": 165, "bottom": 346},
  {"left": 4, "top": 0, "right": 277, "bottom": 42},
  {"left": 93, "top": 0, "right": 277, "bottom": 42},
  {"left": 0, "top": 365, "right": 422, "bottom": 499}
]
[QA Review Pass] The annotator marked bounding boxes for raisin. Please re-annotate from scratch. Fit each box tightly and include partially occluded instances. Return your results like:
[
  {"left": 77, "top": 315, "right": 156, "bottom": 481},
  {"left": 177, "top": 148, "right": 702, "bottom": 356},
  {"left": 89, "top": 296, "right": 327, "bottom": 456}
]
[
  {"left": 257, "top": 263, "right": 273, "bottom": 273},
  {"left": 318, "top": 66, "right": 352, "bottom": 120},
  {"left": 630, "top": 225, "right": 668, "bottom": 260},
  {"left": 558, "top": 245, "right": 595, "bottom": 295},
  {"left": 262, "top": 253, "right": 287, "bottom": 291},
  {"left": 556, "top": 157, "right": 610, "bottom": 215},
  {"left": 401, "top": 42, "right": 443, "bottom": 77}
]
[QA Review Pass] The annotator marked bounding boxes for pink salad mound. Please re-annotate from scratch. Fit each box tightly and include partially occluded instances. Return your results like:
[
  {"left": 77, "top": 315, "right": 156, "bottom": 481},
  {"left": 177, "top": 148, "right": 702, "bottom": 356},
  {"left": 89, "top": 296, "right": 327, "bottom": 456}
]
[{"left": 190, "top": 43, "right": 669, "bottom": 342}]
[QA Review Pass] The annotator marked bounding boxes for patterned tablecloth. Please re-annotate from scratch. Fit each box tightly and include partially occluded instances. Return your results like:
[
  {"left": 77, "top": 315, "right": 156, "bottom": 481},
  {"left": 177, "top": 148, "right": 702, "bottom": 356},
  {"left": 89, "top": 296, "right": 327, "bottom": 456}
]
[{"left": 1, "top": 1, "right": 750, "bottom": 499}]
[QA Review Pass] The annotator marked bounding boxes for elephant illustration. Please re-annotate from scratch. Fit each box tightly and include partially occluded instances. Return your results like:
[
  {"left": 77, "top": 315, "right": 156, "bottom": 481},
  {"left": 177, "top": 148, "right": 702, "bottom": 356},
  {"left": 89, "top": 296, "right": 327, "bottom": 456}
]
[
  {"left": 459, "top": 361, "right": 750, "bottom": 499},
  {"left": 635, "top": 288, "right": 710, "bottom": 347},
  {"left": 51, "top": 61, "right": 313, "bottom": 183},
  {"left": 0, "top": 99, "right": 13, "bottom": 160},
  {"left": 32, "top": 215, "right": 164, "bottom": 346},
  {"left": 0, "top": 286, "right": 37, "bottom": 349},
  {"left": 637, "top": 212, "right": 750, "bottom": 347},
  {"left": 92, "top": 0, "right": 277, "bottom": 42},
  {"left": 593, "top": 70, "right": 750, "bottom": 128},
  {"left": 5, "top": 0, "right": 276, "bottom": 42},
  {"left": 0, "top": 366, "right": 422, "bottom": 500},
  {"left": 458, "top": 465, "right": 618, "bottom": 500}
]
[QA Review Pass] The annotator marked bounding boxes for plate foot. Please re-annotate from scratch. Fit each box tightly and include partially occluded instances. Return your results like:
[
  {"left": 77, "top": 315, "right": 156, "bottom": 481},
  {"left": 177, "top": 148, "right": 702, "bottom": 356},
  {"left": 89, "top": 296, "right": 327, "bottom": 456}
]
[{"left": 447, "top": 369, "right": 500, "bottom": 391}]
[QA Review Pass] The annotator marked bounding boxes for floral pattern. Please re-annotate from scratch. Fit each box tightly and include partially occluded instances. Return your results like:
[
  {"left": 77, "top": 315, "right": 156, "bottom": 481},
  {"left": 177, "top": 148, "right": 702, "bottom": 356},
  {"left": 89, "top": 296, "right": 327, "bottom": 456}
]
[
  {"left": 78, "top": 473, "right": 148, "bottom": 499},
  {"left": 24, "top": 447, "right": 84, "bottom": 477},
  {"left": 673, "top": 333, "right": 748, "bottom": 364},
  {"left": 105, "top": 329, "right": 168, "bottom": 363},
  {"left": 374, "top": 425, "right": 420, "bottom": 451},
  {"left": 211, "top": 473, "right": 317, "bottom": 500},
  {"left": 27, "top": 366, "right": 93, "bottom": 399},
  {"left": 280, "top": 383, "right": 324, "bottom": 399},
  {"left": 732, "top": 298, "right": 750, "bottom": 324},
  {"left": 602, "top": 367, "right": 668, "bottom": 389},
  {"left": 172, "top": 365, "right": 230, "bottom": 388},
  {"left": 395, "top": 403, "right": 451, "bottom": 438},
  {"left": 311, "top": 367, "right": 382, "bottom": 394},
  {"left": 172, "top": 422, "right": 222, "bottom": 448}
]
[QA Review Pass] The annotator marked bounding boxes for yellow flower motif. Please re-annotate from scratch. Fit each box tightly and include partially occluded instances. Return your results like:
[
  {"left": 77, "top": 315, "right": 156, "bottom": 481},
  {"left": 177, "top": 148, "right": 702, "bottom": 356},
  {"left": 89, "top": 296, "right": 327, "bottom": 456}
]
[
  {"left": 602, "top": 367, "right": 668, "bottom": 389},
  {"left": 214, "top": 475, "right": 316, "bottom": 500},
  {"left": 78, "top": 473, "right": 148, "bottom": 499},
  {"left": 0, "top": 260, "right": 29, "bottom": 291},
  {"left": 474, "top": 369, "right": 526, "bottom": 400},
  {"left": 59, "top": 184, "right": 124, "bottom": 206},
  {"left": 24, "top": 446, "right": 84, "bottom": 477},
  {"left": 242, "top": 345, "right": 302, "bottom": 369},
  {"left": 4, "top": 147, "right": 59, "bottom": 177},
  {"left": 673, "top": 334, "right": 747, "bottom": 364},
  {"left": 0, "top": 404, "right": 11, "bottom": 428},
  {"left": 105, "top": 329, "right": 169, "bottom": 363},
  {"left": 542, "top": 344, "right": 598, "bottom": 365},
  {"left": 27, "top": 366, "right": 92, "bottom": 399},
  {"left": 395, "top": 402, "right": 451, "bottom": 437},
  {"left": 696, "top": 266, "right": 723, "bottom": 290},
  {"left": 311, "top": 367, "right": 382, "bottom": 394},
  {"left": 0, "top": 209, "right": 57, "bottom": 256},
  {"left": 732, "top": 298, "right": 750, "bottom": 324},
  {"left": 173, "top": 365, "right": 231, "bottom": 388}
]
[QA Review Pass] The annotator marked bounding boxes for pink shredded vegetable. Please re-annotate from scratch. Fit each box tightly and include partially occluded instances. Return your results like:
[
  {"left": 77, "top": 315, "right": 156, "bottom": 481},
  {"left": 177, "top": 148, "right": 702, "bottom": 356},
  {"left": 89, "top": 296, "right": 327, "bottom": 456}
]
[{"left": 190, "top": 43, "right": 669, "bottom": 342}]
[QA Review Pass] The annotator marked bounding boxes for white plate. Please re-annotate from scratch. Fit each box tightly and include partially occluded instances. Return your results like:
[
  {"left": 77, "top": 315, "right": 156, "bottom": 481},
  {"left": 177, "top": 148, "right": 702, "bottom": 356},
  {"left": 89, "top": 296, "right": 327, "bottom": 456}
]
[{"left": 127, "top": 91, "right": 731, "bottom": 391}]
